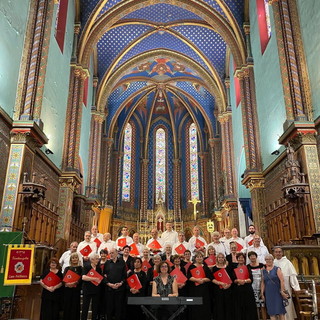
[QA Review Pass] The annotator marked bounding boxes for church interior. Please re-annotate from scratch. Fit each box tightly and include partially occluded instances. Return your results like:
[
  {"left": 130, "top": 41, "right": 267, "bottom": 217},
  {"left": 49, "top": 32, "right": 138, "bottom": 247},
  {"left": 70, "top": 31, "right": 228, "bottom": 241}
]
[{"left": 1, "top": 0, "right": 320, "bottom": 319}]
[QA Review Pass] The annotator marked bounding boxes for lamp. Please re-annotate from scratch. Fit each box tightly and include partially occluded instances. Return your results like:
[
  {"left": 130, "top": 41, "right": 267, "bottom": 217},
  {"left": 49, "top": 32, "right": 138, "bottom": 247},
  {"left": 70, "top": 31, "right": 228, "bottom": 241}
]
[
  {"left": 271, "top": 150, "right": 280, "bottom": 155},
  {"left": 45, "top": 148, "right": 54, "bottom": 155}
]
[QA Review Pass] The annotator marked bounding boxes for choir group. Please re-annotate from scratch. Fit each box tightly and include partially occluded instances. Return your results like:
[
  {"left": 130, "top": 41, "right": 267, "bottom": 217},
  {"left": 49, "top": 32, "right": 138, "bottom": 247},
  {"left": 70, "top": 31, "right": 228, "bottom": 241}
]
[{"left": 39, "top": 223, "right": 299, "bottom": 320}]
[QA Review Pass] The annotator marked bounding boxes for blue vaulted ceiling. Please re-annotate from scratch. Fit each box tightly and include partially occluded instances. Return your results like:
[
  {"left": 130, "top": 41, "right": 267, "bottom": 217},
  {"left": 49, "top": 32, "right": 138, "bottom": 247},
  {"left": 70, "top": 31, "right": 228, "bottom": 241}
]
[{"left": 80, "top": 0, "right": 245, "bottom": 141}]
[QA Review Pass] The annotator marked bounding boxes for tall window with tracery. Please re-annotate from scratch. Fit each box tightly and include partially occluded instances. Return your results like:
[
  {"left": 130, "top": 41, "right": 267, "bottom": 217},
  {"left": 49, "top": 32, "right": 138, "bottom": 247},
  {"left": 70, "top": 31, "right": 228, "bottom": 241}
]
[
  {"left": 122, "top": 123, "right": 132, "bottom": 202},
  {"left": 189, "top": 123, "right": 199, "bottom": 199},
  {"left": 155, "top": 128, "right": 166, "bottom": 204}
]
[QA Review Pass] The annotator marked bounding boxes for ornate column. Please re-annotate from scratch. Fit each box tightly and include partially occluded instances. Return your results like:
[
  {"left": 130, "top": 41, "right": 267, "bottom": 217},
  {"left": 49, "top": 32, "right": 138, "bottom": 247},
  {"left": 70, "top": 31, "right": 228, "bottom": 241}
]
[
  {"left": 218, "top": 112, "right": 238, "bottom": 229},
  {"left": 103, "top": 138, "right": 114, "bottom": 206},
  {"left": 86, "top": 112, "right": 105, "bottom": 197},
  {"left": 140, "top": 159, "right": 149, "bottom": 221},
  {"left": 242, "top": 174, "right": 267, "bottom": 239},
  {"left": 279, "top": 123, "right": 320, "bottom": 233},
  {"left": 173, "top": 159, "right": 181, "bottom": 221},
  {"left": 57, "top": 173, "right": 82, "bottom": 241},
  {"left": 112, "top": 151, "right": 123, "bottom": 216},
  {"left": 236, "top": 65, "right": 262, "bottom": 172},
  {"left": 208, "top": 138, "right": 220, "bottom": 209},
  {"left": 15, "top": 0, "right": 54, "bottom": 121},
  {"left": 270, "top": 0, "right": 313, "bottom": 123},
  {"left": 62, "top": 65, "right": 89, "bottom": 171},
  {"left": 198, "top": 152, "right": 209, "bottom": 217},
  {"left": 0, "top": 123, "right": 48, "bottom": 230}
]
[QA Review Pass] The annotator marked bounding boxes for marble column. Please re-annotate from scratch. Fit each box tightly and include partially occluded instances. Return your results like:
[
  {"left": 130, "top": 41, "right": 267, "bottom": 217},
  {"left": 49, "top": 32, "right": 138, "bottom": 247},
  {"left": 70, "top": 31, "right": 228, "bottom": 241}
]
[{"left": 173, "top": 159, "right": 181, "bottom": 222}]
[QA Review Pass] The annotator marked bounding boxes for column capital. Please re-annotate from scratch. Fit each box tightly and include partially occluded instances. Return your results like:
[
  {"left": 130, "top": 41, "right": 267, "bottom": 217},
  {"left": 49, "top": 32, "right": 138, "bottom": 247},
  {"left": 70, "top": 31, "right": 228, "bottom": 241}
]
[
  {"left": 218, "top": 111, "right": 232, "bottom": 124},
  {"left": 72, "top": 64, "right": 90, "bottom": 79},
  {"left": 242, "top": 172, "right": 265, "bottom": 190},
  {"left": 74, "top": 23, "right": 81, "bottom": 35},
  {"left": 93, "top": 77, "right": 99, "bottom": 87},
  {"left": 11, "top": 120, "right": 48, "bottom": 147},
  {"left": 279, "top": 121, "right": 317, "bottom": 149},
  {"left": 106, "top": 137, "right": 114, "bottom": 147},
  {"left": 243, "top": 23, "right": 250, "bottom": 35},
  {"left": 59, "top": 172, "right": 82, "bottom": 191},
  {"left": 92, "top": 112, "right": 105, "bottom": 123}
]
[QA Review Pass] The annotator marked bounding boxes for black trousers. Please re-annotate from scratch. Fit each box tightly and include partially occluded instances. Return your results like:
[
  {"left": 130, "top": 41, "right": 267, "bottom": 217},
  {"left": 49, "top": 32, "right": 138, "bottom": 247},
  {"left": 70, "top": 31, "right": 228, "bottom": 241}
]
[
  {"left": 81, "top": 293, "right": 99, "bottom": 320},
  {"left": 106, "top": 289, "right": 126, "bottom": 320}
]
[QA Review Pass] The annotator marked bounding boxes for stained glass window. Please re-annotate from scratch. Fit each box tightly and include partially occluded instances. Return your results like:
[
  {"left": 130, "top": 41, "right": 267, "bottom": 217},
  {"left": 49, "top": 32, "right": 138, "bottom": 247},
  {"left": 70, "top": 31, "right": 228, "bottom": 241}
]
[
  {"left": 122, "top": 123, "right": 132, "bottom": 202},
  {"left": 264, "top": 0, "right": 272, "bottom": 38},
  {"left": 256, "top": 0, "right": 271, "bottom": 53},
  {"left": 189, "top": 123, "right": 199, "bottom": 199},
  {"left": 155, "top": 128, "right": 166, "bottom": 203}
]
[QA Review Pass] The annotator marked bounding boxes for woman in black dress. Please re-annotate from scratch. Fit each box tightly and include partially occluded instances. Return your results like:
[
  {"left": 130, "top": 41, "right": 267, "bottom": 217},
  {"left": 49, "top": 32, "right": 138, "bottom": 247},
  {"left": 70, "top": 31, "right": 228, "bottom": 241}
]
[
  {"left": 212, "top": 253, "right": 234, "bottom": 320},
  {"left": 187, "top": 251, "right": 213, "bottom": 320},
  {"left": 62, "top": 252, "right": 82, "bottom": 320},
  {"left": 81, "top": 253, "right": 102, "bottom": 320},
  {"left": 127, "top": 257, "right": 147, "bottom": 320},
  {"left": 171, "top": 254, "right": 187, "bottom": 296},
  {"left": 233, "top": 252, "right": 258, "bottom": 320},
  {"left": 39, "top": 257, "right": 63, "bottom": 320}
]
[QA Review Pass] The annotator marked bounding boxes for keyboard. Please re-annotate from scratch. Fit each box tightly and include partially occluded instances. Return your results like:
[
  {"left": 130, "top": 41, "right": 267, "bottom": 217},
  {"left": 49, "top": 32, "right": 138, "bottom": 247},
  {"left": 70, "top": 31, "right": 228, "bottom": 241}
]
[{"left": 128, "top": 296, "right": 202, "bottom": 305}]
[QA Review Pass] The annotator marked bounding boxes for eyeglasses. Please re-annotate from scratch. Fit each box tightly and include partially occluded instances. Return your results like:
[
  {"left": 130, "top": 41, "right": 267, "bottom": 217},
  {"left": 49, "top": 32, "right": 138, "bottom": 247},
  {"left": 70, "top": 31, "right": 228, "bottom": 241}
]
[{"left": 161, "top": 265, "right": 168, "bottom": 268}]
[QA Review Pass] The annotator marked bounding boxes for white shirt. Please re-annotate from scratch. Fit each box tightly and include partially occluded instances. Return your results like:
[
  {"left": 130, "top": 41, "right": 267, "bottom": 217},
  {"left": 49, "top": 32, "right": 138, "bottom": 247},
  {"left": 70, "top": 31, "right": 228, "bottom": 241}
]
[
  {"left": 146, "top": 237, "right": 164, "bottom": 253},
  {"left": 274, "top": 256, "right": 300, "bottom": 320},
  {"left": 59, "top": 250, "right": 83, "bottom": 272},
  {"left": 228, "top": 237, "right": 246, "bottom": 253},
  {"left": 172, "top": 241, "right": 190, "bottom": 255},
  {"left": 116, "top": 236, "right": 133, "bottom": 250},
  {"left": 219, "top": 237, "right": 232, "bottom": 254},
  {"left": 188, "top": 235, "right": 207, "bottom": 255},
  {"left": 98, "top": 239, "right": 117, "bottom": 254},
  {"left": 161, "top": 230, "right": 178, "bottom": 246},
  {"left": 91, "top": 233, "right": 104, "bottom": 251},
  {"left": 77, "top": 240, "right": 97, "bottom": 258},
  {"left": 246, "top": 245, "right": 269, "bottom": 264},
  {"left": 244, "top": 234, "right": 265, "bottom": 247},
  {"left": 207, "top": 241, "right": 226, "bottom": 256}
]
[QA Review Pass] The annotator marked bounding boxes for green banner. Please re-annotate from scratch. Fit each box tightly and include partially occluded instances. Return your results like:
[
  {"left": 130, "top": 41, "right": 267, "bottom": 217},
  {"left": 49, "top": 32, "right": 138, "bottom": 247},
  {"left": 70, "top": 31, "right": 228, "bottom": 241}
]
[{"left": 0, "top": 232, "right": 23, "bottom": 298}]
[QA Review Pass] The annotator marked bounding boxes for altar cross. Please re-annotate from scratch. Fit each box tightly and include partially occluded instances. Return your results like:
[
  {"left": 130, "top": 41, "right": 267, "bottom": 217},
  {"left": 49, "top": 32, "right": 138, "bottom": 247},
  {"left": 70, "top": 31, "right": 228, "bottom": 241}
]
[{"left": 188, "top": 198, "right": 201, "bottom": 220}]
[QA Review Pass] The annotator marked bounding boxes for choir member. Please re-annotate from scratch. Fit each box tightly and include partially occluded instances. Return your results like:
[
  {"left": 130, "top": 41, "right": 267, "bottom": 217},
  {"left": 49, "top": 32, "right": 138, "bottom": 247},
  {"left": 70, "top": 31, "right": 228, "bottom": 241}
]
[
  {"left": 244, "top": 225, "right": 265, "bottom": 248},
  {"left": 229, "top": 228, "right": 246, "bottom": 253},
  {"left": 183, "top": 249, "right": 192, "bottom": 274},
  {"left": 161, "top": 222, "right": 178, "bottom": 246},
  {"left": 40, "top": 257, "right": 63, "bottom": 320},
  {"left": 77, "top": 231, "right": 97, "bottom": 264},
  {"left": 188, "top": 226, "right": 207, "bottom": 256},
  {"left": 131, "top": 232, "right": 145, "bottom": 257},
  {"left": 59, "top": 241, "right": 82, "bottom": 272},
  {"left": 233, "top": 252, "right": 258, "bottom": 320},
  {"left": 226, "top": 241, "right": 238, "bottom": 268},
  {"left": 171, "top": 254, "right": 187, "bottom": 296},
  {"left": 219, "top": 228, "right": 232, "bottom": 254},
  {"left": 81, "top": 253, "right": 102, "bottom": 320},
  {"left": 121, "top": 245, "right": 134, "bottom": 273},
  {"left": 97, "top": 249, "right": 108, "bottom": 320},
  {"left": 104, "top": 248, "right": 127, "bottom": 320},
  {"left": 207, "top": 231, "right": 227, "bottom": 256},
  {"left": 246, "top": 235, "right": 269, "bottom": 264},
  {"left": 146, "top": 229, "right": 164, "bottom": 254},
  {"left": 116, "top": 226, "right": 133, "bottom": 252},
  {"left": 127, "top": 257, "right": 147, "bottom": 320},
  {"left": 247, "top": 251, "right": 267, "bottom": 320},
  {"left": 152, "top": 261, "right": 178, "bottom": 320},
  {"left": 212, "top": 253, "right": 234, "bottom": 320},
  {"left": 204, "top": 245, "right": 217, "bottom": 271},
  {"left": 146, "top": 254, "right": 161, "bottom": 295},
  {"left": 62, "top": 253, "right": 82, "bottom": 320},
  {"left": 187, "top": 251, "right": 212, "bottom": 320},
  {"left": 172, "top": 232, "right": 190, "bottom": 255},
  {"left": 161, "top": 243, "right": 174, "bottom": 262},
  {"left": 98, "top": 232, "right": 117, "bottom": 253}
]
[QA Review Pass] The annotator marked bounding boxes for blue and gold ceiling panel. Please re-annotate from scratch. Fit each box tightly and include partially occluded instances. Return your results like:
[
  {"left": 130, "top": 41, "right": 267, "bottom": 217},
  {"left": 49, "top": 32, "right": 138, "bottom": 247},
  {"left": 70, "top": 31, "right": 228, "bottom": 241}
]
[
  {"left": 97, "top": 24, "right": 153, "bottom": 78},
  {"left": 171, "top": 25, "right": 226, "bottom": 78},
  {"left": 115, "top": 32, "right": 209, "bottom": 73},
  {"left": 224, "top": 0, "right": 245, "bottom": 33},
  {"left": 106, "top": 81, "right": 149, "bottom": 127},
  {"left": 203, "top": 0, "right": 226, "bottom": 18},
  {"left": 118, "top": 57, "right": 202, "bottom": 82},
  {"left": 121, "top": 3, "right": 202, "bottom": 23},
  {"left": 175, "top": 81, "right": 215, "bottom": 127},
  {"left": 165, "top": 91, "right": 188, "bottom": 130}
]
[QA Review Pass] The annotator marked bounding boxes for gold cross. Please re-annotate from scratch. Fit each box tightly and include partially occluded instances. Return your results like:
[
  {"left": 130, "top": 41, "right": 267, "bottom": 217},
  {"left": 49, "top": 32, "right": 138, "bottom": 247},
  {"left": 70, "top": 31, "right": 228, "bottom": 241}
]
[{"left": 188, "top": 198, "right": 201, "bottom": 220}]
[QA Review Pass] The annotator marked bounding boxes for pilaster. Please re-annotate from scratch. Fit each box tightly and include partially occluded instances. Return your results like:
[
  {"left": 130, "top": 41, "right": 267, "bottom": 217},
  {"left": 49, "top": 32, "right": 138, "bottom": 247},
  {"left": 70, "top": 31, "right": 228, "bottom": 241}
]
[
  {"left": 62, "top": 65, "right": 89, "bottom": 171},
  {"left": 86, "top": 112, "right": 105, "bottom": 197},
  {"left": 173, "top": 159, "right": 181, "bottom": 221},
  {"left": 270, "top": 0, "right": 313, "bottom": 124},
  {"left": 15, "top": 0, "right": 55, "bottom": 121},
  {"left": 236, "top": 65, "right": 262, "bottom": 172},
  {"left": 57, "top": 172, "right": 82, "bottom": 241},
  {"left": 242, "top": 173, "right": 267, "bottom": 240},
  {"left": 103, "top": 138, "right": 114, "bottom": 206},
  {"left": 140, "top": 159, "right": 149, "bottom": 221},
  {"left": 0, "top": 122, "right": 48, "bottom": 229},
  {"left": 279, "top": 122, "right": 320, "bottom": 233}
]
